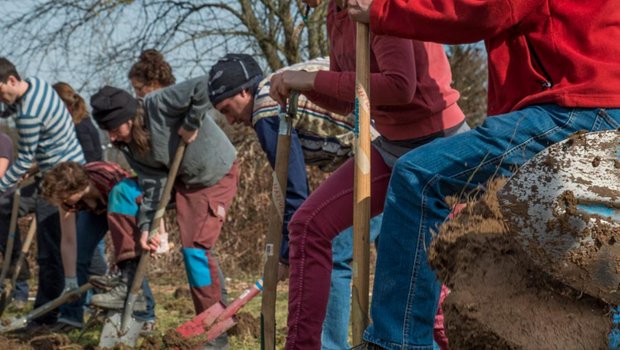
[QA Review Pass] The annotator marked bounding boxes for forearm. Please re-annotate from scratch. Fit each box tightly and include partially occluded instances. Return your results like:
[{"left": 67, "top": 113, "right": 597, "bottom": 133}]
[
  {"left": 0, "top": 158, "right": 8, "bottom": 179},
  {"left": 59, "top": 209, "right": 78, "bottom": 278}
]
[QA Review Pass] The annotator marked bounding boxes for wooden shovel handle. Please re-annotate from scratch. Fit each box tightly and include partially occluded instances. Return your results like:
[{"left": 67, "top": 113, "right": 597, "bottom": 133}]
[
  {"left": 122, "top": 141, "right": 187, "bottom": 330},
  {"left": 352, "top": 21, "right": 372, "bottom": 345}
]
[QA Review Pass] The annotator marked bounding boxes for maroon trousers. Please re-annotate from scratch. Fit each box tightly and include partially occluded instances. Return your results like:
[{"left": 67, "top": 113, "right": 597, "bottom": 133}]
[{"left": 175, "top": 161, "right": 239, "bottom": 314}]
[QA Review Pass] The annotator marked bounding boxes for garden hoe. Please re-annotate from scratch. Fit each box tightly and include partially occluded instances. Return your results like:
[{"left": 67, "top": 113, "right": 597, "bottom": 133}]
[
  {"left": 499, "top": 130, "right": 620, "bottom": 303},
  {"left": 98, "top": 140, "right": 187, "bottom": 348},
  {"left": 176, "top": 278, "right": 263, "bottom": 347},
  {"left": 260, "top": 92, "right": 296, "bottom": 350},
  {"left": 0, "top": 217, "right": 36, "bottom": 316},
  {"left": 0, "top": 283, "right": 93, "bottom": 333}
]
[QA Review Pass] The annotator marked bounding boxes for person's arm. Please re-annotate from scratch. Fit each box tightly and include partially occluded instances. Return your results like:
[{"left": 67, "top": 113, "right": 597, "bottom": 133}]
[
  {"left": 0, "top": 133, "right": 12, "bottom": 178},
  {"left": 313, "top": 34, "right": 417, "bottom": 114},
  {"left": 59, "top": 208, "right": 78, "bottom": 280},
  {"left": 0, "top": 115, "right": 40, "bottom": 192},
  {"left": 254, "top": 116, "right": 310, "bottom": 264},
  {"left": 274, "top": 35, "right": 417, "bottom": 117},
  {"left": 0, "top": 158, "right": 8, "bottom": 179},
  {"left": 152, "top": 76, "right": 210, "bottom": 143},
  {"left": 352, "top": 0, "right": 544, "bottom": 44}
]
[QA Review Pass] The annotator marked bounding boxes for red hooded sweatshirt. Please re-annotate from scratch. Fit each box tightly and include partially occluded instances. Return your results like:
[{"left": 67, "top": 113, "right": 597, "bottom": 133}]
[
  {"left": 306, "top": 1, "right": 465, "bottom": 141},
  {"left": 369, "top": 0, "right": 620, "bottom": 115}
]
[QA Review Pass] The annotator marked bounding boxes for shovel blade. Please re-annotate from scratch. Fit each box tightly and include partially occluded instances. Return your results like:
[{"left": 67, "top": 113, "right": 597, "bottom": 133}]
[
  {"left": 98, "top": 310, "right": 144, "bottom": 348},
  {"left": 499, "top": 130, "right": 620, "bottom": 303},
  {"left": 176, "top": 302, "right": 226, "bottom": 338},
  {"left": 0, "top": 316, "right": 27, "bottom": 333}
]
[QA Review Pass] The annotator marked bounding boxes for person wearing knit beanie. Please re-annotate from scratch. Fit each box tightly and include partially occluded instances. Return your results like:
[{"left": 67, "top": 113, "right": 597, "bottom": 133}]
[
  {"left": 89, "top": 76, "right": 238, "bottom": 350},
  {"left": 208, "top": 53, "right": 263, "bottom": 107}
]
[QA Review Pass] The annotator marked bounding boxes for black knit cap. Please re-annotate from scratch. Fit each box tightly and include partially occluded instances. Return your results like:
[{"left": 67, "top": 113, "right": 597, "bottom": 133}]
[
  {"left": 208, "top": 54, "right": 264, "bottom": 106},
  {"left": 90, "top": 86, "right": 138, "bottom": 130}
]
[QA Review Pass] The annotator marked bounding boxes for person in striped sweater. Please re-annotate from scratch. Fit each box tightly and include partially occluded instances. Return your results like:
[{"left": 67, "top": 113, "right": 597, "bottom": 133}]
[{"left": 0, "top": 57, "right": 86, "bottom": 328}]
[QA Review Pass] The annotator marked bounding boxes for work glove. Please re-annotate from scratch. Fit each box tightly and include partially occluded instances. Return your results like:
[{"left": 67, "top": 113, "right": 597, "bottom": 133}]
[{"left": 63, "top": 277, "right": 80, "bottom": 302}]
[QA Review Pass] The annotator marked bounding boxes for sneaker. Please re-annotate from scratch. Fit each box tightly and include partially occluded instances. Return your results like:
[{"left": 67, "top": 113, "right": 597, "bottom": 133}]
[
  {"left": 90, "top": 282, "right": 147, "bottom": 311},
  {"left": 350, "top": 341, "right": 386, "bottom": 350},
  {"left": 140, "top": 319, "right": 156, "bottom": 335}
]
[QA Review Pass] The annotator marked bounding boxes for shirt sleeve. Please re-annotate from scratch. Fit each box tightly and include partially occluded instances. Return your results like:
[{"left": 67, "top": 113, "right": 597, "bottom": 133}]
[
  {"left": 254, "top": 116, "right": 310, "bottom": 263},
  {"left": 0, "top": 133, "right": 13, "bottom": 161},
  {"left": 0, "top": 114, "right": 40, "bottom": 192},
  {"left": 153, "top": 76, "right": 211, "bottom": 131},
  {"left": 305, "top": 35, "right": 417, "bottom": 117},
  {"left": 370, "top": 0, "right": 545, "bottom": 44}
]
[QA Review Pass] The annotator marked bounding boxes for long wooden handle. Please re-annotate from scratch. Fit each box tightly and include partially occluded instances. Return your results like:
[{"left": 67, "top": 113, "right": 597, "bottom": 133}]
[
  {"left": 352, "top": 21, "right": 372, "bottom": 345},
  {"left": 122, "top": 141, "right": 187, "bottom": 330},
  {"left": 8, "top": 218, "right": 36, "bottom": 289},
  {"left": 261, "top": 95, "right": 295, "bottom": 350},
  {"left": 0, "top": 187, "right": 21, "bottom": 285},
  {"left": 26, "top": 282, "right": 93, "bottom": 322}
]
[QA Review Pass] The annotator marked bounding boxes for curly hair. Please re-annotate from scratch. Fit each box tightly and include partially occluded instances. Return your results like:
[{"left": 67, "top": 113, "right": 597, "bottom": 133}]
[
  {"left": 40, "top": 162, "right": 91, "bottom": 203},
  {"left": 53, "top": 82, "right": 89, "bottom": 124},
  {"left": 128, "top": 49, "right": 176, "bottom": 87}
]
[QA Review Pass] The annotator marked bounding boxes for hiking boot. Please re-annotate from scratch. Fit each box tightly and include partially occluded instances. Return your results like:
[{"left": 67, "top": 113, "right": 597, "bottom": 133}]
[
  {"left": 90, "top": 281, "right": 147, "bottom": 311},
  {"left": 350, "top": 341, "right": 386, "bottom": 350},
  {"left": 89, "top": 273, "right": 122, "bottom": 291},
  {"left": 201, "top": 332, "right": 229, "bottom": 350}
]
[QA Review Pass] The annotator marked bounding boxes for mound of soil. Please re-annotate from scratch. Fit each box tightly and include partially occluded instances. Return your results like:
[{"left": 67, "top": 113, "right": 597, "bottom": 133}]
[
  {"left": 429, "top": 180, "right": 611, "bottom": 350},
  {"left": 228, "top": 312, "right": 260, "bottom": 338}
]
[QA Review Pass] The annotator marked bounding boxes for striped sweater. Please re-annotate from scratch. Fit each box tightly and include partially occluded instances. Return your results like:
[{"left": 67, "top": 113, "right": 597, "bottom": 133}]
[
  {"left": 252, "top": 58, "right": 355, "bottom": 172},
  {"left": 0, "top": 77, "right": 84, "bottom": 191}
]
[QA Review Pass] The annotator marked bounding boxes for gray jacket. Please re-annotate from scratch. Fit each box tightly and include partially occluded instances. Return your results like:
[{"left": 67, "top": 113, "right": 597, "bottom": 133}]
[{"left": 120, "top": 76, "right": 237, "bottom": 232}]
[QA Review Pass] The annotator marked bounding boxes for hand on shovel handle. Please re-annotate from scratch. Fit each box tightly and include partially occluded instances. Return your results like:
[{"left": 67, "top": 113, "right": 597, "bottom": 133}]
[{"left": 140, "top": 230, "right": 161, "bottom": 254}]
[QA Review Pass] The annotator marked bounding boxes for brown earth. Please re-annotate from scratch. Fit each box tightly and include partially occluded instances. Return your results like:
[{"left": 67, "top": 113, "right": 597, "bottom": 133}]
[{"left": 429, "top": 179, "right": 611, "bottom": 350}]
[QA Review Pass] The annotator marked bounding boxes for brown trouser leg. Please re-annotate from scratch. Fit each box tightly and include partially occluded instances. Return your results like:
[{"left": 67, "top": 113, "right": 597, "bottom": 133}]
[{"left": 175, "top": 162, "right": 239, "bottom": 314}]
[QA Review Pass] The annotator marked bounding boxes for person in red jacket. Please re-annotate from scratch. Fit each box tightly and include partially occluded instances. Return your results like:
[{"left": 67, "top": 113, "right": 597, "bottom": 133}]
[
  {"left": 338, "top": 1, "right": 620, "bottom": 349},
  {"left": 269, "top": 1, "right": 468, "bottom": 349}
]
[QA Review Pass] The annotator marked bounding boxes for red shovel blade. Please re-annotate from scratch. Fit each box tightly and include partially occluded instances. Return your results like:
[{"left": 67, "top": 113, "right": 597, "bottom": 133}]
[
  {"left": 175, "top": 278, "right": 264, "bottom": 339},
  {"left": 176, "top": 302, "right": 226, "bottom": 337}
]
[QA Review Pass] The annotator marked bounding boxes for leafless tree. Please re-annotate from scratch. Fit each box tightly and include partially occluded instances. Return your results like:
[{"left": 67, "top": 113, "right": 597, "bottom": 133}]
[
  {"left": 0, "top": 0, "right": 329, "bottom": 92},
  {"left": 447, "top": 44, "right": 488, "bottom": 126}
]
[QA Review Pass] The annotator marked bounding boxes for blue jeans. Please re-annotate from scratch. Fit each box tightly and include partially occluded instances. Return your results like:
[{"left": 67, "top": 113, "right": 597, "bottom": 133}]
[
  {"left": 321, "top": 215, "right": 383, "bottom": 350},
  {"left": 364, "top": 105, "right": 620, "bottom": 349},
  {"left": 59, "top": 211, "right": 156, "bottom": 326}
]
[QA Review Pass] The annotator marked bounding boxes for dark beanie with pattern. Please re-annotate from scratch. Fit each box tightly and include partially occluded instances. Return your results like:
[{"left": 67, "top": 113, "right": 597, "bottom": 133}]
[
  {"left": 90, "top": 86, "right": 138, "bottom": 130},
  {"left": 208, "top": 54, "right": 263, "bottom": 106}
]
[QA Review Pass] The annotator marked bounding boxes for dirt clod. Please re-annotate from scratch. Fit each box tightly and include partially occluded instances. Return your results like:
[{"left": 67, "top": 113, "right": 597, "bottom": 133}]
[{"left": 429, "top": 179, "right": 611, "bottom": 350}]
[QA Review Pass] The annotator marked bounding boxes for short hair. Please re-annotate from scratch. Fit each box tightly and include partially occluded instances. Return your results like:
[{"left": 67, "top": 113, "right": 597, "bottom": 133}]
[
  {"left": 40, "top": 162, "right": 91, "bottom": 203},
  {"left": 0, "top": 57, "right": 21, "bottom": 83}
]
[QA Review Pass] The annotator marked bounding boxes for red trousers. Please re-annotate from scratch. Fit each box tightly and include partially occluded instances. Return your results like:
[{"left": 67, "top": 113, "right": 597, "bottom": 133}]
[{"left": 286, "top": 148, "right": 448, "bottom": 349}]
